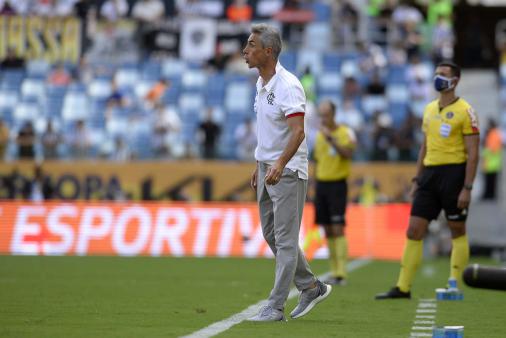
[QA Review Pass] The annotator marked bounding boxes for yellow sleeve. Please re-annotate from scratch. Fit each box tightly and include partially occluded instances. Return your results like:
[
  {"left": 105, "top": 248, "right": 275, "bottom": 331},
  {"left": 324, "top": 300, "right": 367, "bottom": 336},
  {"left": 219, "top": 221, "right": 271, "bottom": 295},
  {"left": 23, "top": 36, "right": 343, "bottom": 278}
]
[
  {"left": 314, "top": 132, "right": 323, "bottom": 161},
  {"left": 462, "top": 106, "right": 480, "bottom": 135},
  {"left": 422, "top": 108, "right": 428, "bottom": 134}
]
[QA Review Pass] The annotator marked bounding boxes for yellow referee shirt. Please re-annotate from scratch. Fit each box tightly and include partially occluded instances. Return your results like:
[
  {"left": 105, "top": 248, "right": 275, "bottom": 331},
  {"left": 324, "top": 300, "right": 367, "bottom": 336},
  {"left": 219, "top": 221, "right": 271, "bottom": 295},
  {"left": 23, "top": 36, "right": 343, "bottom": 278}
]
[
  {"left": 422, "top": 98, "right": 479, "bottom": 166},
  {"left": 314, "top": 125, "right": 356, "bottom": 181}
]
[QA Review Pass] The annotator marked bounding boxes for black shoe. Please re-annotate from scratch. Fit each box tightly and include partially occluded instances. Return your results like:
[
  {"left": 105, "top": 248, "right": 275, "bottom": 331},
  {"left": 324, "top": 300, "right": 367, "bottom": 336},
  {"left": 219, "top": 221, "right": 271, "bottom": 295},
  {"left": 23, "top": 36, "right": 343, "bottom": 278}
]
[{"left": 375, "top": 287, "right": 411, "bottom": 300}]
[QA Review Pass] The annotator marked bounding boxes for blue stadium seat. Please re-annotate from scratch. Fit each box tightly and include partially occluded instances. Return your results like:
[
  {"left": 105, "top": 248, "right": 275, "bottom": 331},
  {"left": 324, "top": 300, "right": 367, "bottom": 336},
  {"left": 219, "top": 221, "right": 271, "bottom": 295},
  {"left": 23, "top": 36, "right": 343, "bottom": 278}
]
[
  {"left": 311, "top": 2, "right": 331, "bottom": 22},
  {"left": 21, "top": 78, "right": 46, "bottom": 104},
  {"left": 304, "top": 23, "right": 332, "bottom": 51},
  {"left": 387, "top": 65, "right": 407, "bottom": 84},
  {"left": 141, "top": 60, "right": 161, "bottom": 81},
  {"left": 322, "top": 52, "right": 342, "bottom": 72},
  {"left": 62, "top": 92, "right": 89, "bottom": 121},
  {"left": 317, "top": 72, "right": 342, "bottom": 93},
  {"left": 279, "top": 50, "right": 297, "bottom": 73},
  {"left": 115, "top": 68, "right": 140, "bottom": 90},
  {"left": 88, "top": 79, "right": 112, "bottom": 100},
  {"left": 182, "top": 70, "right": 208, "bottom": 92},
  {"left": 162, "top": 58, "right": 187, "bottom": 79},
  {"left": 297, "top": 50, "right": 323, "bottom": 75},
  {"left": 362, "top": 95, "right": 388, "bottom": 118},
  {"left": 206, "top": 73, "right": 226, "bottom": 106},
  {"left": 224, "top": 81, "right": 252, "bottom": 112},
  {"left": 26, "top": 59, "right": 50, "bottom": 78},
  {"left": 389, "top": 103, "right": 409, "bottom": 127},
  {"left": 386, "top": 84, "right": 409, "bottom": 103},
  {"left": 0, "top": 90, "right": 19, "bottom": 112},
  {"left": 179, "top": 92, "right": 205, "bottom": 112},
  {"left": 13, "top": 102, "right": 40, "bottom": 122}
]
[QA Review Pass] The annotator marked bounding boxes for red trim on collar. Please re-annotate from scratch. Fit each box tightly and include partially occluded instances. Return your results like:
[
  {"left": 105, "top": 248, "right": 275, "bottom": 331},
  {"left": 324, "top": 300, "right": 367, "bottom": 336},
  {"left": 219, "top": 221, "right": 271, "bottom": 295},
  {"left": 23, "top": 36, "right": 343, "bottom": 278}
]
[{"left": 287, "top": 112, "right": 305, "bottom": 118}]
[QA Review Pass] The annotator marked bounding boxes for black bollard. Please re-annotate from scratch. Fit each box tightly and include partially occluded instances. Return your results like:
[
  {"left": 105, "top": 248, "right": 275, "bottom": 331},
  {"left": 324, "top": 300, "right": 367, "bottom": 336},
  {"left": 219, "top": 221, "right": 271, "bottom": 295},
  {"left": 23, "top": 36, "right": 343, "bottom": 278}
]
[{"left": 463, "top": 264, "right": 506, "bottom": 291}]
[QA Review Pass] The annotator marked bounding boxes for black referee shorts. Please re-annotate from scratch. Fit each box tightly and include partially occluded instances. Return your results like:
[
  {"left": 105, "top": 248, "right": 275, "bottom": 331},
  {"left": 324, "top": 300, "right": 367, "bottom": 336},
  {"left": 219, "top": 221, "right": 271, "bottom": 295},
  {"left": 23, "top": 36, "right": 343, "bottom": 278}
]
[
  {"left": 411, "top": 163, "right": 468, "bottom": 222},
  {"left": 314, "top": 180, "right": 348, "bottom": 226}
]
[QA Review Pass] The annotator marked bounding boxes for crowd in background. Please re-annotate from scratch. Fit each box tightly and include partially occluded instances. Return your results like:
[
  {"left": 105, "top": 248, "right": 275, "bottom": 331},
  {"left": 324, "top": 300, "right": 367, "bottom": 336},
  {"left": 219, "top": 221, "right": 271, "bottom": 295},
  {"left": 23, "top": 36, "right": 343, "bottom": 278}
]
[{"left": 0, "top": 0, "right": 464, "bottom": 164}]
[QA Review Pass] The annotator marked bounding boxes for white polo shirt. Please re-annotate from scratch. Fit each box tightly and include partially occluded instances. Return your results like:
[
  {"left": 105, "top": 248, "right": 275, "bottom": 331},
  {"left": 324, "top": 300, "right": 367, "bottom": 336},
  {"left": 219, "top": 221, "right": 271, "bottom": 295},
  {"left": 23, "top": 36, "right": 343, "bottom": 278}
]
[{"left": 254, "top": 62, "right": 308, "bottom": 179}]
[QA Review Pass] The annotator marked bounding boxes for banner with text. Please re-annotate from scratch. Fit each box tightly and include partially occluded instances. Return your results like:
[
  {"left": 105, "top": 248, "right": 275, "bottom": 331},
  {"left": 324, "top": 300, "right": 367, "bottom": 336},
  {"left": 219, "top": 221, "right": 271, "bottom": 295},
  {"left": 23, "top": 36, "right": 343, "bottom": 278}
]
[
  {"left": 0, "top": 15, "right": 81, "bottom": 63},
  {"left": 0, "top": 201, "right": 409, "bottom": 260}
]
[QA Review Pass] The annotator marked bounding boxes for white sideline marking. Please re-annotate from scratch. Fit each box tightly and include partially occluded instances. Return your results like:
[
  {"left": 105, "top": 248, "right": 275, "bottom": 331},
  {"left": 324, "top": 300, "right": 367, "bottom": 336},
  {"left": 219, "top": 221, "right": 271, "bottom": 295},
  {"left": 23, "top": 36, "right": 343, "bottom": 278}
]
[
  {"left": 411, "top": 326, "right": 432, "bottom": 331},
  {"left": 180, "top": 258, "right": 372, "bottom": 338},
  {"left": 410, "top": 333, "right": 432, "bottom": 337},
  {"left": 409, "top": 298, "right": 437, "bottom": 338}
]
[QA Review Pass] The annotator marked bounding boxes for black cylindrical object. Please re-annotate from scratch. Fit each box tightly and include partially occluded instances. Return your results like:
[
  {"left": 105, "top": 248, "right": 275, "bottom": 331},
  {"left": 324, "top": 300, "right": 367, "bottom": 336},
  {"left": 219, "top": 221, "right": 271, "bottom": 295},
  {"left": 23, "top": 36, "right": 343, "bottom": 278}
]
[{"left": 463, "top": 264, "right": 506, "bottom": 291}]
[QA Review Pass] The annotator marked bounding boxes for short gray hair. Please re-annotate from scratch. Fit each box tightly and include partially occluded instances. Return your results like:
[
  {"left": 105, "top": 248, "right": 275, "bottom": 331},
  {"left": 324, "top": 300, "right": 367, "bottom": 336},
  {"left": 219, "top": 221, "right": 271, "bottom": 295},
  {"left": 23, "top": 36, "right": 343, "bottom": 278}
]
[{"left": 251, "top": 23, "right": 282, "bottom": 60}]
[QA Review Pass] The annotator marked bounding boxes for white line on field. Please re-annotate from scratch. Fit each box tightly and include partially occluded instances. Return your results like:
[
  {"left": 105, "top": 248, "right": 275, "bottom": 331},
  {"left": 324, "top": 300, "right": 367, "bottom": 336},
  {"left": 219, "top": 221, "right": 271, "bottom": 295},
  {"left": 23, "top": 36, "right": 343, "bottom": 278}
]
[
  {"left": 409, "top": 298, "right": 437, "bottom": 338},
  {"left": 180, "top": 258, "right": 372, "bottom": 338}
]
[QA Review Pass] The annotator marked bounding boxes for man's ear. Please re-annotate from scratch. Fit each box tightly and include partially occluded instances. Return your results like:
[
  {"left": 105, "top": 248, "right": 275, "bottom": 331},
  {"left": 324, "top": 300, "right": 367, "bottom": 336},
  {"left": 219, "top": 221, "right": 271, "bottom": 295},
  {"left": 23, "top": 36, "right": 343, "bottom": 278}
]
[{"left": 264, "top": 46, "right": 273, "bottom": 57}]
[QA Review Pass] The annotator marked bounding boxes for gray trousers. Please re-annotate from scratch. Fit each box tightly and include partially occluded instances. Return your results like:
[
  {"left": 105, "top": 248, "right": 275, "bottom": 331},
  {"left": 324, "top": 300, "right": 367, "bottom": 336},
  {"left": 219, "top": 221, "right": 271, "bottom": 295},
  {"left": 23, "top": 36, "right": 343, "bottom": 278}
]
[{"left": 257, "top": 162, "right": 316, "bottom": 310}]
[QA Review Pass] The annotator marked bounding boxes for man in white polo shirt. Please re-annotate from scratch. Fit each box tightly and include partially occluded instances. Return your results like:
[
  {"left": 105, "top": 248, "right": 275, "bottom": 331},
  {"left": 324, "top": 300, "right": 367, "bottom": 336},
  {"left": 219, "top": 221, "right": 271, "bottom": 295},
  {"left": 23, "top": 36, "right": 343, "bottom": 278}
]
[{"left": 243, "top": 23, "right": 332, "bottom": 322}]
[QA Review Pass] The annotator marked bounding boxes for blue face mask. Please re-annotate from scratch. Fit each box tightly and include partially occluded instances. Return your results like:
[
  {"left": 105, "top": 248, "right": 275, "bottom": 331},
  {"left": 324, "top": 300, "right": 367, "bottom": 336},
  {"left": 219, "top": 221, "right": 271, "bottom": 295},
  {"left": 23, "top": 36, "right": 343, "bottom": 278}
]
[{"left": 434, "top": 75, "right": 455, "bottom": 92}]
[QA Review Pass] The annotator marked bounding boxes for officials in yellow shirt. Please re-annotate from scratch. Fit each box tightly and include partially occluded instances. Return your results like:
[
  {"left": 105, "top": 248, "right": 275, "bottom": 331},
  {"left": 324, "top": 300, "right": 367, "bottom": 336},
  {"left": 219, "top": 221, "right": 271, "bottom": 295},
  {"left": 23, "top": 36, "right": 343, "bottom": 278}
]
[
  {"left": 376, "top": 62, "right": 480, "bottom": 299},
  {"left": 314, "top": 100, "right": 356, "bottom": 286}
]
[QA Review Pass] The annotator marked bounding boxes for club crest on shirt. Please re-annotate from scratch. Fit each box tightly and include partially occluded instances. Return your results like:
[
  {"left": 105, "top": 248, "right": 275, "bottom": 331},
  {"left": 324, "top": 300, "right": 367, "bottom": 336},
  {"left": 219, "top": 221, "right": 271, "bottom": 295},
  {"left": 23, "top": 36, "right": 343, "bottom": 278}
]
[
  {"left": 446, "top": 112, "right": 454, "bottom": 119},
  {"left": 267, "top": 92, "right": 275, "bottom": 105}
]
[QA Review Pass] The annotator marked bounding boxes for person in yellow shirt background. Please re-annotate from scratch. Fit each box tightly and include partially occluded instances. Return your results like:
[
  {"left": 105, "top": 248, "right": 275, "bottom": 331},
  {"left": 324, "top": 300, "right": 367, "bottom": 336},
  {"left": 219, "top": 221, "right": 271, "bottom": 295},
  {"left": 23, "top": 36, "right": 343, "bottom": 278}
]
[
  {"left": 313, "top": 100, "right": 356, "bottom": 286},
  {"left": 376, "top": 61, "right": 480, "bottom": 299}
]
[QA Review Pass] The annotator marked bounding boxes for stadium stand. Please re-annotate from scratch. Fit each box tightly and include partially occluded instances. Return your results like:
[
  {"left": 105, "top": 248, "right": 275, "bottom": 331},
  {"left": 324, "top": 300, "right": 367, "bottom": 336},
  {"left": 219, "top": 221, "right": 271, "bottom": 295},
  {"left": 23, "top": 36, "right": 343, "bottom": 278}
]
[{"left": 0, "top": 0, "right": 453, "bottom": 162}]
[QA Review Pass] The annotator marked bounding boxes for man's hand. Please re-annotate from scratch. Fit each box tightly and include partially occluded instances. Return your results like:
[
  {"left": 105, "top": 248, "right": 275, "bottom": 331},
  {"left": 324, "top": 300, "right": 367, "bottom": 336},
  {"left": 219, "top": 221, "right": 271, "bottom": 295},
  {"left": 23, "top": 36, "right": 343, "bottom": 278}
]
[
  {"left": 265, "top": 163, "right": 283, "bottom": 185},
  {"left": 250, "top": 166, "right": 258, "bottom": 190},
  {"left": 409, "top": 182, "right": 418, "bottom": 201},
  {"left": 457, "top": 188, "right": 471, "bottom": 209},
  {"left": 320, "top": 126, "right": 333, "bottom": 142}
]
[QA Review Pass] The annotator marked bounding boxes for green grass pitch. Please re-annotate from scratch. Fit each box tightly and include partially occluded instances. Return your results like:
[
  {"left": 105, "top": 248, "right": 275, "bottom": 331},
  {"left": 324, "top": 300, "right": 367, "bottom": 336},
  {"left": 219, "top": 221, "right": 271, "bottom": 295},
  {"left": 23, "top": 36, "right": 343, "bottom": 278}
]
[{"left": 0, "top": 255, "right": 504, "bottom": 338}]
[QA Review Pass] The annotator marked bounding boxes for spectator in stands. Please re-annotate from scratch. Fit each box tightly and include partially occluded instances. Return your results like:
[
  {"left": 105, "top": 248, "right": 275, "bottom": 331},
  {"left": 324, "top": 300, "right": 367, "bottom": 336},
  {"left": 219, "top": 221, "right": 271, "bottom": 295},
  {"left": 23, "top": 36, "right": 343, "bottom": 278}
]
[
  {"left": 372, "top": 0, "right": 396, "bottom": 47},
  {"left": 225, "top": 51, "right": 251, "bottom": 75},
  {"left": 300, "top": 67, "right": 316, "bottom": 103},
  {"left": 41, "top": 120, "right": 62, "bottom": 160},
  {"left": 198, "top": 107, "right": 221, "bottom": 159},
  {"left": 408, "top": 73, "right": 431, "bottom": 118},
  {"left": 395, "top": 110, "right": 418, "bottom": 161},
  {"left": 0, "top": 118, "right": 9, "bottom": 160},
  {"left": 337, "top": 99, "right": 364, "bottom": 134},
  {"left": 0, "top": 0, "right": 16, "bottom": 15},
  {"left": 144, "top": 78, "right": 169, "bottom": 107},
  {"left": 29, "top": 165, "right": 54, "bottom": 201},
  {"left": 226, "top": 0, "right": 252, "bottom": 23},
  {"left": 132, "top": 0, "right": 165, "bottom": 23},
  {"left": 47, "top": 63, "right": 72, "bottom": 86},
  {"left": 110, "top": 136, "right": 132, "bottom": 162},
  {"left": 431, "top": 15, "right": 455, "bottom": 65},
  {"left": 386, "top": 40, "right": 408, "bottom": 66},
  {"left": 334, "top": 0, "right": 360, "bottom": 50},
  {"left": 16, "top": 121, "right": 36, "bottom": 160},
  {"left": 177, "top": 0, "right": 222, "bottom": 18},
  {"left": 427, "top": 0, "right": 453, "bottom": 27},
  {"left": 100, "top": 0, "right": 128, "bottom": 21},
  {"left": 34, "top": 0, "right": 76, "bottom": 17},
  {"left": 67, "top": 120, "right": 91, "bottom": 159},
  {"left": 342, "top": 76, "right": 361, "bottom": 101},
  {"left": 151, "top": 102, "right": 182, "bottom": 158},
  {"left": 0, "top": 48, "right": 25, "bottom": 69},
  {"left": 365, "top": 72, "right": 386, "bottom": 96},
  {"left": 106, "top": 79, "right": 127, "bottom": 109},
  {"left": 234, "top": 118, "right": 257, "bottom": 161},
  {"left": 370, "top": 111, "right": 394, "bottom": 161}
]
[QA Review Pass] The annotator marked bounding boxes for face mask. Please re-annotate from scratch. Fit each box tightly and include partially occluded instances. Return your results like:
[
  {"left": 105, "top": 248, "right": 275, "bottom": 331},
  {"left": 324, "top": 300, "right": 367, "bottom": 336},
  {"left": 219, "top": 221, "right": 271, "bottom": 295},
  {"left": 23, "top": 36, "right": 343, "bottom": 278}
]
[{"left": 434, "top": 75, "right": 456, "bottom": 92}]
